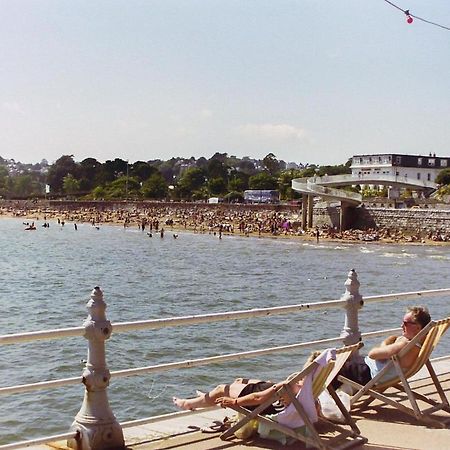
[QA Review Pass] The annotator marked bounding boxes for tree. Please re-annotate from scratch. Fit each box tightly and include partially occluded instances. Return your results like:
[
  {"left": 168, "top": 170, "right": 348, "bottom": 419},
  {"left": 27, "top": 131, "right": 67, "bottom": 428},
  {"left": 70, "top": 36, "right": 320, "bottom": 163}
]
[
  {"left": 207, "top": 158, "right": 228, "bottom": 180},
  {"left": 79, "top": 158, "right": 102, "bottom": 191},
  {"left": 98, "top": 158, "right": 128, "bottom": 184},
  {"left": 130, "top": 161, "right": 157, "bottom": 182},
  {"left": 436, "top": 168, "right": 450, "bottom": 186},
  {"left": 63, "top": 174, "right": 80, "bottom": 196},
  {"left": 209, "top": 152, "right": 228, "bottom": 163},
  {"left": 238, "top": 159, "right": 257, "bottom": 175},
  {"left": 92, "top": 186, "right": 107, "bottom": 200},
  {"left": 195, "top": 157, "right": 208, "bottom": 168},
  {"left": 207, "top": 177, "right": 227, "bottom": 196},
  {"left": 248, "top": 172, "right": 277, "bottom": 190},
  {"left": 46, "top": 155, "right": 79, "bottom": 194},
  {"left": 278, "top": 169, "right": 304, "bottom": 200},
  {"left": 141, "top": 173, "right": 168, "bottom": 199},
  {"left": 0, "top": 166, "right": 8, "bottom": 198},
  {"left": 177, "top": 167, "right": 206, "bottom": 199},
  {"left": 228, "top": 172, "right": 249, "bottom": 192},
  {"left": 11, "top": 174, "right": 40, "bottom": 198},
  {"left": 106, "top": 176, "right": 141, "bottom": 199},
  {"left": 263, "top": 153, "right": 281, "bottom": 176}
]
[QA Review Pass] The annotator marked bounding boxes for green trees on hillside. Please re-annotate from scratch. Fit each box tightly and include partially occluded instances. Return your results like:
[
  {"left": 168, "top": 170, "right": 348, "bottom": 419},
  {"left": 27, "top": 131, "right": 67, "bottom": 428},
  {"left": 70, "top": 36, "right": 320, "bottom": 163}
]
[{"left": 0, "top": 152, "right": 353, "bottom": 201}]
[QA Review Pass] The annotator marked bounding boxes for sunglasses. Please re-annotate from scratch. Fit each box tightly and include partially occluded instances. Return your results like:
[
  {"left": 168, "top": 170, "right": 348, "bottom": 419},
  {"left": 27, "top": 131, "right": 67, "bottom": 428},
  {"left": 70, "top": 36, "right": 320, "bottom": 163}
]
[{"left": 402, "top": 320, "right": 417, "bottom": 327}]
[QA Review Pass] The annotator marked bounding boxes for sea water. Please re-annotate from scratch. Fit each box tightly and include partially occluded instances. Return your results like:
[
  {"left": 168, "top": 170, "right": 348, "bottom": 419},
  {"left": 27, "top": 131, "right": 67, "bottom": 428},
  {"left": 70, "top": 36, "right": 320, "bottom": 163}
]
[{"left": 0, "top": 217, "right": 449, "bottom": 443}]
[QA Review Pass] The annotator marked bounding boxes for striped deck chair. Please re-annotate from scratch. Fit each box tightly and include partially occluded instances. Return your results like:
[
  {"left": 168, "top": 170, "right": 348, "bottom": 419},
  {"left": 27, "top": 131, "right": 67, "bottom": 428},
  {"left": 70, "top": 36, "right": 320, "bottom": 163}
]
[
  {"left": 221, "top": 343, "right": 368, "bottom": 450},
  {"left": 339, "top": 317, "right": 450, "bottom": 428}
]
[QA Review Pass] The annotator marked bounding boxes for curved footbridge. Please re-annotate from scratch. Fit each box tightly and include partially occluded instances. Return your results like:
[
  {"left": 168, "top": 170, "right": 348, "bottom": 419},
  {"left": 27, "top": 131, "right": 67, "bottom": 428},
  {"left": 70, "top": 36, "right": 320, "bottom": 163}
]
[{"left": 292, "top": 174, "right": 438, "bottom": 231}]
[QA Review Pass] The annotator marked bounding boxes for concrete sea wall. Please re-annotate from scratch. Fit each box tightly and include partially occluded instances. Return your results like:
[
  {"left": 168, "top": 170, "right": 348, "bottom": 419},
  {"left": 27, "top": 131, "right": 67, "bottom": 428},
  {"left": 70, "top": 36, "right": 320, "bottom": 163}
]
[{"left": 312, "top": 206, "right": 450, "bottom": 234}]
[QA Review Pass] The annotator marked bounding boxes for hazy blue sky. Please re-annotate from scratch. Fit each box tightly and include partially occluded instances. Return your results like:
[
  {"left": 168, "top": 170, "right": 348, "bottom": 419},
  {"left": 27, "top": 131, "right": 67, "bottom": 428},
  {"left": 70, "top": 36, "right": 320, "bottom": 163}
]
[{"left": 1, "top": 0, "right": 449, "bottom": 165}]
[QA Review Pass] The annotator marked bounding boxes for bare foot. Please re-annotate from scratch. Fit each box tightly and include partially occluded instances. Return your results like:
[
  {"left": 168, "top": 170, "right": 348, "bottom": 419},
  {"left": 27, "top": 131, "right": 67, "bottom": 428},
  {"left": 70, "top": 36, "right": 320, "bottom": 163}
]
[
  {"left": 173, "top": 396, "right": 194, "bottom": 411},
  {"left": 196, "top": 390, "right": 206, "bottom": 396}
]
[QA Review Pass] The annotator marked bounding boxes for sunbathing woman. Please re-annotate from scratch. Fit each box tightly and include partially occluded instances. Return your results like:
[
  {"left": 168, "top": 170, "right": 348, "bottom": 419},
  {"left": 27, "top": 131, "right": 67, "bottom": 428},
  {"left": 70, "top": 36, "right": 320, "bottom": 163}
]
[{"left": 172, "top": 351, "right": 321, "bottom": 413}]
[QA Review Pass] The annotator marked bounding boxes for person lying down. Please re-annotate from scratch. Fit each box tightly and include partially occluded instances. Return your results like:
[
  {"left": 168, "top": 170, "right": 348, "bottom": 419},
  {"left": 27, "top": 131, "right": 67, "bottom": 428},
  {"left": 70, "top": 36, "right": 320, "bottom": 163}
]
[{"left": 172, "top": 349, "right": 326, "bottom": 414}]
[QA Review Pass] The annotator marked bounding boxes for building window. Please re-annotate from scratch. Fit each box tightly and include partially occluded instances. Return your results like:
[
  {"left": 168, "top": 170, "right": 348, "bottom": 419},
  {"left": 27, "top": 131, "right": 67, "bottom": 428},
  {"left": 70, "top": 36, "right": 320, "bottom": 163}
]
[
  {"left": 417, "top": 173, "right": 421, "bottom": 180},
  {"left": 427, "top": 173, "right": 431, "bottom": 181},
  {"left": 441, "top": 160, "right": 447, "bottom": 167},
  {"left": 428, "top": 159, "right": 435, "bottom": 166},
  {"left": 418, "top": 157, "right": 422, "bottom": 165}
]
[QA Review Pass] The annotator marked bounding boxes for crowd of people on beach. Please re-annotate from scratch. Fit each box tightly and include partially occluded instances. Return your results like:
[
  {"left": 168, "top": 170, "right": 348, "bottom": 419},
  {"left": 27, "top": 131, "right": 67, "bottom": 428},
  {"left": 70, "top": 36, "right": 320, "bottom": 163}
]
[{"left": 1, "top": 201, "right": 449, "bottom": 243}]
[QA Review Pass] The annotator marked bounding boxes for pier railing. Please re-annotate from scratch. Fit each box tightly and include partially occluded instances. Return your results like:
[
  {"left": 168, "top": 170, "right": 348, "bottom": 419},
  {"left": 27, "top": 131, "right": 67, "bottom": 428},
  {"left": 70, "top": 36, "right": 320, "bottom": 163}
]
[{"left": 1, "top": 269, "right": 449, "bottom": 450}]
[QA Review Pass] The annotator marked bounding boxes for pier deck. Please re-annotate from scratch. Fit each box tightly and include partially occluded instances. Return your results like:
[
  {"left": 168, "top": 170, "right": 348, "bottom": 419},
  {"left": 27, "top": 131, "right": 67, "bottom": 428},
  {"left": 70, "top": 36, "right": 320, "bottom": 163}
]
[{"left": 21, "top": 359, "right": 450, "bottom": 450}]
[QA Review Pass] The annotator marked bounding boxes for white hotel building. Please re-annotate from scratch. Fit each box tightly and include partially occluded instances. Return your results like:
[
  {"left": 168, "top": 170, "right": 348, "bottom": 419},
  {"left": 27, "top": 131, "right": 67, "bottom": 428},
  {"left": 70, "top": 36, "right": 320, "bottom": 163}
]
[{"left": 350, "top": 153, "right": 449, "bottom": 183}]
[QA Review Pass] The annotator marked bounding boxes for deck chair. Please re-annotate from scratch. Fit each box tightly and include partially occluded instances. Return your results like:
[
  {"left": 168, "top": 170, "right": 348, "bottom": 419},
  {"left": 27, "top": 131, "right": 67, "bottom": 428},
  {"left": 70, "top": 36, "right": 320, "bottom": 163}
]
[
  {"left": 338, "top": 317, "right": 450, "bottom": 428},
  {"left": 221, "top": 343, "right": 368, "bottom": 450}
]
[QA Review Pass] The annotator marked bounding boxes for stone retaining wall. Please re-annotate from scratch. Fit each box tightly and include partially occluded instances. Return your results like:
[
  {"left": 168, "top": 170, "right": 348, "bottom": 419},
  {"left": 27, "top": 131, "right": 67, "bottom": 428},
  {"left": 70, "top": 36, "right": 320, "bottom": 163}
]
[
  {"left": 311, "top": 206, "right": 450, "bottom": 233},
  {"left": 353, "top": 207, "right": 450, "bottom": 233}
]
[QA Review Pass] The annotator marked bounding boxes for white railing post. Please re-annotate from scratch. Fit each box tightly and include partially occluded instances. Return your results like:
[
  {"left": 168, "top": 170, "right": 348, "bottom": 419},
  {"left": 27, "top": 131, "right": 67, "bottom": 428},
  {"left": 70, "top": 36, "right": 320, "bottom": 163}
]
[
  {"left": 340, "top": 269, "right": 363, "bottom": 345},
  {"left": 67, "top": 287, "right": 124, "bottom": 450}
]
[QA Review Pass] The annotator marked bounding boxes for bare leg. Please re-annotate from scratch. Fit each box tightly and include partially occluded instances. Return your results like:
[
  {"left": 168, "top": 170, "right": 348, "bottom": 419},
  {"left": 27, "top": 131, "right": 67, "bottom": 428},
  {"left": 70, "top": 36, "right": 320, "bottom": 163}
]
[{"left": 173, "top": 382, "right": 247, "bottom": 411}]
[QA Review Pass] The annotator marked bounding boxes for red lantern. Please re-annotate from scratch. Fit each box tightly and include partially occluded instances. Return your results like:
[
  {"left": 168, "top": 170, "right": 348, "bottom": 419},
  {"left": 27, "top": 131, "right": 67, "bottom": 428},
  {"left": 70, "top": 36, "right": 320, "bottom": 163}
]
[{"left": 406, "top": 15, "right": 413, "bottom": 24}]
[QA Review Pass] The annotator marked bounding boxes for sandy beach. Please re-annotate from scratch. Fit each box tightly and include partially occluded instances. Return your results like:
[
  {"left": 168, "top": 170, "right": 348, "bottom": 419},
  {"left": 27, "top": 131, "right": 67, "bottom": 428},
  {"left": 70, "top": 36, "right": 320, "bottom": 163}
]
[{"left": 1, "top": 200, "right": 449, "bottom": 246}]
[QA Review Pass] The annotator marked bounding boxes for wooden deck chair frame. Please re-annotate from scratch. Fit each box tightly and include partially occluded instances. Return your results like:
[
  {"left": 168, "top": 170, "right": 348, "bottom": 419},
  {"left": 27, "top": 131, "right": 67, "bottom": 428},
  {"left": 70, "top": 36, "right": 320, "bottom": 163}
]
[
  {"left": 338, "top": 317, "right": 450, "bottom": 428},
  {"left": 221, "top": 343, "right": 368, "bottom": 450}
]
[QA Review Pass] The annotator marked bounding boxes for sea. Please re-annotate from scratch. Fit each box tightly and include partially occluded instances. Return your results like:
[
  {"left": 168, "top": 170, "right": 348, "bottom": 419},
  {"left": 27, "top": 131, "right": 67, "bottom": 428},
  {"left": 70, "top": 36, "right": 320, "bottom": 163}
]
[{"left": 0, "top": 216, "right": 449, "bottom": 444}]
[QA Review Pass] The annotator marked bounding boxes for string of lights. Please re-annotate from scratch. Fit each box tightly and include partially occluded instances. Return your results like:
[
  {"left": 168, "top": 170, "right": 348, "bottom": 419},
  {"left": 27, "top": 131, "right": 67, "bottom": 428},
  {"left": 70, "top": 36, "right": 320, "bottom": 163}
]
[{"left": 383, "top": 0, "right": 450, "bottom": 31}]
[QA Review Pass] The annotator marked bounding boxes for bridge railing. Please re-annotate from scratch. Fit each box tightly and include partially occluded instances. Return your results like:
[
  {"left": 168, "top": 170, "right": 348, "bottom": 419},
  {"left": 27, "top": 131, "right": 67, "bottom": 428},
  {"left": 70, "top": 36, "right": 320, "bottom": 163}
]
[
  {"left": 291, "top": 178, "right": 362, "bottom": 204},
  {"left": 310, "top": 173, "right": 438, "bottom": 190},
  {"left": 306, "top": 181, "right": 362, "bottom": 202},
  {"left": 1, "top": 270, "right": 450, "bottom": 450}
]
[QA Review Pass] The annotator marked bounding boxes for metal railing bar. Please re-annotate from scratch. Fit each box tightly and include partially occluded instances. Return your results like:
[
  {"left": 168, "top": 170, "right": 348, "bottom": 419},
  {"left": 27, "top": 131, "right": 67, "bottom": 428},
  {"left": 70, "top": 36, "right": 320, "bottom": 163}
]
[
  {"left": 0, "top": 326, "right": 84, "bottom": 346},
  {"left": 0, "top": 336, "right": 344, "bottom": 396},
  {"left": 1, "top": 288, "right": 449, "bottom": 346},
  {"left": 0, "top": 376, "right": 82, "bottom": 396},
  {"left": 361, "top": 327, "right": 401, "bottom": 339},
  {"left": 109, "top": 335, "right": 346, "bottom": 379},
  {"left": 0, "top": 300, "right": 345, "bottom": 346},
  {"left": 363, "top": 288, "right": 450, "bottom": 304},
  {"left": 0, "top": 327, "right": 411, "bottom": 396},
  {"left": 110, "top": 299, "right": 347, "bottom": 333},
  {"left": 0, "top": 432, "right": 76, "bottom": 450}
]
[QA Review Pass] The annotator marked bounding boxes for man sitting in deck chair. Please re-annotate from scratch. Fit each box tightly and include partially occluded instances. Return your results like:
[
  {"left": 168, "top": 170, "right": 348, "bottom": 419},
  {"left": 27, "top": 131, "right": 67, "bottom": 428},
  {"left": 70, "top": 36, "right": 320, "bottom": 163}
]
[
  {"left": 332, "top": 306, "right": 431, "bottom": 391},
  {"left": 336, "top": 306, "right": 450, "bottom": 427},
  {"left": 217, "top": 344, "right": 367, "bottom": 449}
]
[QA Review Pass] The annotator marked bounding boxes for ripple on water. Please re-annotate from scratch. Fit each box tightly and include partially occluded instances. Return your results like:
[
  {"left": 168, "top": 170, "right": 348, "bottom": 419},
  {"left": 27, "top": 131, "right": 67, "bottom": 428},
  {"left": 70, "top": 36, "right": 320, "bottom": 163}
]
[{"left": 1, "top": 218, "right": 450, "bottom": 443}]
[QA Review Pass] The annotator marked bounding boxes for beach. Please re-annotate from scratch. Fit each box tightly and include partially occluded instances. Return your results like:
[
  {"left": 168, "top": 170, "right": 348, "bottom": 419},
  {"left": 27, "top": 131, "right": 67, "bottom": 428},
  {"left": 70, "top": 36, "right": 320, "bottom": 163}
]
[{"left": 1, "top": 200, "right": 449, "bottom": 245}]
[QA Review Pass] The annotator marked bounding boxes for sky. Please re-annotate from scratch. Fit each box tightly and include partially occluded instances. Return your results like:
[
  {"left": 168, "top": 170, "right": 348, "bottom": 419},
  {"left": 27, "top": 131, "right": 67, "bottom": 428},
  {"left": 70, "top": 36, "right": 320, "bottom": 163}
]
[{"left": 1, "top": 1, "right": 449, "bottom": 166}]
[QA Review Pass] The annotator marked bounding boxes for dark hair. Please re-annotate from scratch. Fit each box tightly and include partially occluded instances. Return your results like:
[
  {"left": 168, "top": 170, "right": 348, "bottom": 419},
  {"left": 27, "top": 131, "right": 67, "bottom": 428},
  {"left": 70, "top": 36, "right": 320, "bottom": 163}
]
[{"left": 408, "top": 306, "right": 431, "bottom": 328}]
